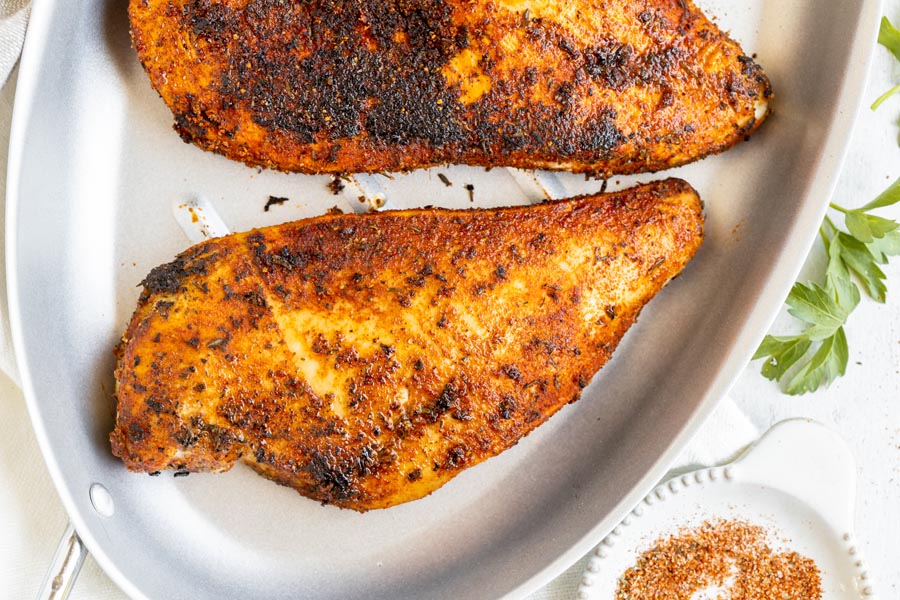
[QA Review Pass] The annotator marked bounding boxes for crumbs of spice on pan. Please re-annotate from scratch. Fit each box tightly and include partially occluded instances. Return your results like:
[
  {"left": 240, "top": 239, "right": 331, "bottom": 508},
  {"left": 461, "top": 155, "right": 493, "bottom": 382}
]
[
  {"left": 264, "top": 195, "right": 289, "bottom": 212},
  {"left": 327, "top": 205, "right": 345, "bottom": 215},
  {"left": 357, "top": 194, "right": 387, "bottom": 210},
  {"left": 327, "top": 175, "right": 346, "bottom": 195},
  {"left": 464, "top": 183, "right": 475, "bottom": 202},
  {"left": 438, "top": 173, "right": 453, "bottom": 187},
  {"left": 615, "top": 520, "right": 822, "bottom": 599}
]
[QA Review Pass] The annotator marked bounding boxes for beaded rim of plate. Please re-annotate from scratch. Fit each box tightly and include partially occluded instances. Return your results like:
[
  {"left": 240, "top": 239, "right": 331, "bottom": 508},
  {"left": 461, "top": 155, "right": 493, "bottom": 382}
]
[{"left": 575, "top": 465, "right": 875, "bottom": 599}]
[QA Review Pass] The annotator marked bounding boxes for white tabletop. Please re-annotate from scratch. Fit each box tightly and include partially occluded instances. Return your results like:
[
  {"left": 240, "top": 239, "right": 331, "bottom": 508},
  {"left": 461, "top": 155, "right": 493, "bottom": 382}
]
[
  {"left": 728, "top": 34, "right": 900, "bottom": 598},
  {"left": 4, "top": 9, "right": 900, "bottom": 599}
]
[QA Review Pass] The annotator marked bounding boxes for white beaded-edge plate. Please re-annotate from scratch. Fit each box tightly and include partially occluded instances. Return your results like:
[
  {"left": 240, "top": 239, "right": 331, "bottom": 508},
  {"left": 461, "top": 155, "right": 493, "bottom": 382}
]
[{"left": 577, "top": 420, "right": 874, "bottom": 599}]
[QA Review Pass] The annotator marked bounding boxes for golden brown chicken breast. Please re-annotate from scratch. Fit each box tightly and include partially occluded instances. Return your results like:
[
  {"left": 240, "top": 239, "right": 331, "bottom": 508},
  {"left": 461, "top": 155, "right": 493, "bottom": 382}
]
[
  {"left": 111, "top": 178, "right": 704, "bottom": 510},
  {"left": 129, "top": 0, "right": 771, "bottom": 175}
]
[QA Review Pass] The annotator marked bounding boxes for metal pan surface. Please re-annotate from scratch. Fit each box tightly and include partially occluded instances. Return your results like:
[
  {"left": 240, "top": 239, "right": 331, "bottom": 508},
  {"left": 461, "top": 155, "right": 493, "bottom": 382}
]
[{"left": 6, "top": 0, "right": 881, "bottom": 598}]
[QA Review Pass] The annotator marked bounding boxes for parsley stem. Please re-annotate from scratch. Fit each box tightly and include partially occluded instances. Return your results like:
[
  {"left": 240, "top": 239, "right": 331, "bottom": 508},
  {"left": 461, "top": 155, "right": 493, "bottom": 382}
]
[
  {"left": 828, "top": 202, "right": 849, "bottom": 214},
  {"left": 818, "top": 226, "right": 831, "bottom": 249},
  {"left": 872, "top": 83, "right": 900, "bottom": 111}
]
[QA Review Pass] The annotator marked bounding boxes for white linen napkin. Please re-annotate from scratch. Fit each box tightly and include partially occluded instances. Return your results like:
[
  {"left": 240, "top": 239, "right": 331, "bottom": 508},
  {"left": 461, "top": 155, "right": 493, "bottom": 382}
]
[
  {"left": 0, "top": 0, "right": 28, "bottom": 89},
  {"left": 0, "top": 0, "right": 25, "bottom": 385},
  {"left": 0, "top": 20, "right": 760, "bottom": 599}
]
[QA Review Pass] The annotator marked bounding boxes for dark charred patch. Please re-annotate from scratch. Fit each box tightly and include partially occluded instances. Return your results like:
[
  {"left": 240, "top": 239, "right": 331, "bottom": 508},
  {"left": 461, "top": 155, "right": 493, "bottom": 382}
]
[
  {"left": 140, "top": 250, "right": 212, "bottom": 295},
  {"left": 145, "top": 397, "right": 164, "bottom": 414},
  {"left": 446, "top": 444, "right": 468, "bottom": 468},
  {"left": 451, "top": 408, "right": 473, "bottom": 421},
  {"left": 498, "top": 396, "right": 516, "bottom": 419},
  {"left": 243, "top": 289, "right": 267, "bottom": 308},
  {"left": 254, "top": 446, "right": 272, "bottom": 464},
  {"left": 155, "top": 300, "right": 175, "bottom": 318},
  {"left": 312, "top": 333, "right": 333, "bottom": 355},
  {"left": 501, "top": 364, "right": 521, "bottom": 381},
  {"left": 264, "top": 195, "right": 289, "bottom": 212},
  {"left": 175, "top": 427, "right": 199, "bottom": 448},
  {"left": 423, "top": 381, "right": 463, "bottom": 423},
  {"left": 558, "top": 38, "right": 578, "bottom": 58},
  {"left": 185, "top": 0, "right": 238, "bottom": 42},
  {"left": 583, "top": 41, "right": 634, "bottom": 90},
  {"left": 327, "top": 176, "right": 345, "bottom": 195},
  {"left": 303, "top": 446, "right": 379, "bottom": 502},
  {"left": 183, "top": 0, "right": 470, "bottom": 148}
]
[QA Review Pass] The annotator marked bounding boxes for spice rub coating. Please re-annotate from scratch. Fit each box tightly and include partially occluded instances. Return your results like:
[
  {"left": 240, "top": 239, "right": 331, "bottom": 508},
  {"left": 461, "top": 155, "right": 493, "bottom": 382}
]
[
  {"left": 110, "top": 178, "right": 704, "bottom": 510},
  {"left": 129, "top": 0, "right": 771, "bottom": 175}
]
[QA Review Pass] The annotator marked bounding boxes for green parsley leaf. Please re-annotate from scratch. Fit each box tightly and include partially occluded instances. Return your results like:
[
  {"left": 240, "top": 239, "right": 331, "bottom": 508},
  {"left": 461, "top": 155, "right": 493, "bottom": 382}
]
[
  {"left": 835, "top": 231, "right": 888, "bottom": 301},
  {"left": 825, "top": 234, "right": 861, "bottom": 309},
  {"left": 866, "top": 229, "right": 900, "bottom": 263},
  {"left": 862, "top": 175, "right": 900, "bottom": 210},
  {"left": 872, "top": 19, "right": 900, "bottom": 109},
  {"left": 757, "top": 20, "right": 900, "bottom": 395},
  {"left": 785, "top": 281, "right": 851, "bottom": 340},
  {"left": 844, "top": 210, "right": 899, "bottom": 243},
  {"left": 754, "top": 335, "right": 813, "bottom": 381},
  {"left": 784, "top": 328, "right": 848, "bottom": 395},
  {"left": 878, "top": 16, "right": 900, "bottom": 63}
]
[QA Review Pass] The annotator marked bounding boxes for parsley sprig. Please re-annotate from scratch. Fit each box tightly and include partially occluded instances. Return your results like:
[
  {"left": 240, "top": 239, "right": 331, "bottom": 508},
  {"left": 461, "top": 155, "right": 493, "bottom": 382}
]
[
  {"left": 754, "top": 180, "right": 900, "bottom": 394},
  {"left": 872, "top": 17, "right": 900, "bottom": 110},
  {"left": 754, "top": 16, "right": 900, "bottom": 395}
]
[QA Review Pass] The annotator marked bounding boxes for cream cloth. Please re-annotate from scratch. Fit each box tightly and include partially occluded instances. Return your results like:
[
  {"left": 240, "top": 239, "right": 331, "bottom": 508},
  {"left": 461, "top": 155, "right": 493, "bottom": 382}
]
[
  {"left": 0, "top": 13, "right": 758, "bottom": 598},
  {"left": 0, "top": 0, "right": 26, "bottom": 384}
]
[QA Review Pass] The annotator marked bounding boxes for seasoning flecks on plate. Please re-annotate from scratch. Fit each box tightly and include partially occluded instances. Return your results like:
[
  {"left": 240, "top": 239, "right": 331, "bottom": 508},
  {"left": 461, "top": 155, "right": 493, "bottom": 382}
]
[{"left": 615, "top": 519, "right": 822, "bottom": 599}]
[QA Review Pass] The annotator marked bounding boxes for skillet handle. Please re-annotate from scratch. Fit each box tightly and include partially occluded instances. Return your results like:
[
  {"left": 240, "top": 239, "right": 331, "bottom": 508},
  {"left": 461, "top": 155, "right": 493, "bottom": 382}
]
[{"left": 37, "top": 523, "right": 87, "bottom": 600}]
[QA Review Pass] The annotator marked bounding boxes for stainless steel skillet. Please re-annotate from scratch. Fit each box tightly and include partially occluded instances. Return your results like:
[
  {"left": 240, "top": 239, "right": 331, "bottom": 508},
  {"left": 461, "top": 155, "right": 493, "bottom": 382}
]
[{"left": 7, "top": 0, "right": 881, "bottom": 597}]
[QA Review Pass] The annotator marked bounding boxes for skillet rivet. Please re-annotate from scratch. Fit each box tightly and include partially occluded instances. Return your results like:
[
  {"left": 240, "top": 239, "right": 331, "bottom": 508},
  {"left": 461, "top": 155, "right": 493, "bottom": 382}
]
[{"left": 89, "top": 483, "right": 114, "bottom": 517}]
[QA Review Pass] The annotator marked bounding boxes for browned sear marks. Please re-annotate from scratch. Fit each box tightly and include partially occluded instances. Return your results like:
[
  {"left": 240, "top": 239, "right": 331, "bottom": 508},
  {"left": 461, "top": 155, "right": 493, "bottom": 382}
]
[
  {"left": 129, "top": 0, "right": 771, "bottom": 175},
  {"left": 110, "top": 179, "right": 704, "bottom": 510}
]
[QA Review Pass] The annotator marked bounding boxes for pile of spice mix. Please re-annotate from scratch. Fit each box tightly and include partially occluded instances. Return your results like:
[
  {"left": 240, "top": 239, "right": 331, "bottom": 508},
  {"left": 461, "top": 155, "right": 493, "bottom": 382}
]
[{"left": 616, "top": 520, "right": 822, "bottom": 599}]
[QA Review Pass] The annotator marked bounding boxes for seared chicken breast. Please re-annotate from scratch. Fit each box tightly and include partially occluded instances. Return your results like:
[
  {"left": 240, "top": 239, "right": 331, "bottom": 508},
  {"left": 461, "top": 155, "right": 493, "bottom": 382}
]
[
  {"left": 111, "top": 179, "right": 704, "bottom": 510},
  {"left": 129, "top": 0, "right": 771, "bottom": 175}
]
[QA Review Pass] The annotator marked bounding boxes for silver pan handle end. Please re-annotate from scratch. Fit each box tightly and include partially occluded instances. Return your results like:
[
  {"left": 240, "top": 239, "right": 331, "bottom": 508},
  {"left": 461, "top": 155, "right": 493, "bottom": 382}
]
[{"left": 37, "top": 523, "right": 87, "bottom": 600}]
